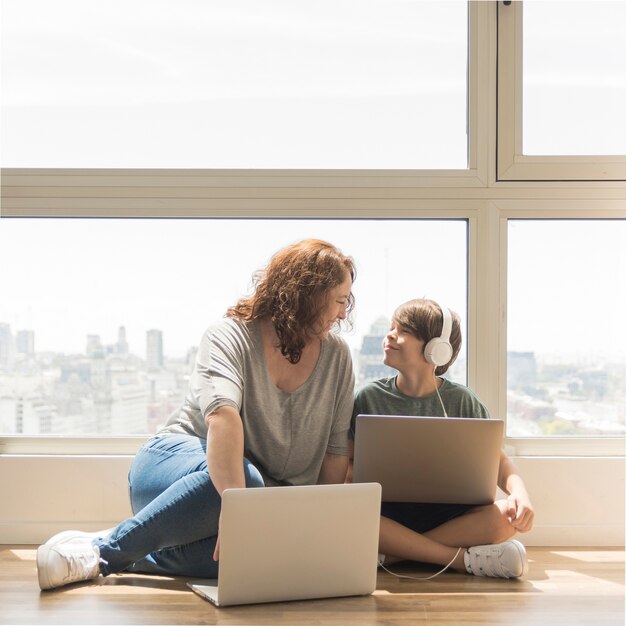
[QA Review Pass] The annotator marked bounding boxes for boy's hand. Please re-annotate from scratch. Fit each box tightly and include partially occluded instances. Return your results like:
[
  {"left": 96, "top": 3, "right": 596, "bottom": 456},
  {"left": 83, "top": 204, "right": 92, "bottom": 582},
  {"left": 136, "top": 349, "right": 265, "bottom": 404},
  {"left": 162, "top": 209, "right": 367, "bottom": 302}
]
[{"left": 506, "top": 493, "right": 534, "bottom": 533}]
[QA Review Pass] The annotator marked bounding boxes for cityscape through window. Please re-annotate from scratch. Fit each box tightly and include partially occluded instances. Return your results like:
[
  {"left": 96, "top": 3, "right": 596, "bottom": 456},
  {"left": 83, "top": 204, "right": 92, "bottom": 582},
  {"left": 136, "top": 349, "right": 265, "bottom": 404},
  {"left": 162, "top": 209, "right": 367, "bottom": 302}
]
[
  {"left": 0, "top": 218, "right": 467, "bottom": 435},
  {"left": 507, "top": 220, "right": 626, "bottom": 438},
  {"left": 2, "top": 218, "right": 623, "bottom": 439}
]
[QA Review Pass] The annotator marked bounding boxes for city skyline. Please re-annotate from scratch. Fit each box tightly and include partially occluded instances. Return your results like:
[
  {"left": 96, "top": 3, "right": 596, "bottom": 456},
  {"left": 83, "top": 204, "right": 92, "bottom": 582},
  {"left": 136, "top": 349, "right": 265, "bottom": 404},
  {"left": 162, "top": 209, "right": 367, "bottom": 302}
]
[
  {"left": 2, "top": 312, "right": 622, "bottom": 438},
  {"left": 3, "top": 316, "right": 624, "bottom": 369},
  {"left": 1, "top": 219, "right": 625, "bottom": 362},
  {"left": 0, "top": 317, "right": 394, "bottom": 365},
  {"left": 0, "top": 218, "right": 468, "bottom": 359}
]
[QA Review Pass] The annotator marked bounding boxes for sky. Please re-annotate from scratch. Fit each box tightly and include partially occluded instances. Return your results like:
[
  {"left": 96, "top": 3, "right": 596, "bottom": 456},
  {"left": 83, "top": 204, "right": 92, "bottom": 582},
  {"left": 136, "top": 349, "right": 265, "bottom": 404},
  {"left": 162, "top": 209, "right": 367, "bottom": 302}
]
[
  {"left": 0, "top": 1, "right": 468, "bottom": 353},
  {"left": 0, "top": 0, "right": 468, "bottom": 169},
  {"left": 2, "top": 1, "right": 624, "bottom": 165},
  {"left": 1, "top": 2, "right": 625, "bottom": 362},
  {"left": 1, "top": 218, "right": 625, "bottom": 363},
  {"left": 0, "top": 218, "right": 468, "bottom": 358},
  {"left": 507, "top": 220, "right": 626, "bottom": 361},
  {"left": 522, "top": 1, "right": 626, "bottom": 155}
]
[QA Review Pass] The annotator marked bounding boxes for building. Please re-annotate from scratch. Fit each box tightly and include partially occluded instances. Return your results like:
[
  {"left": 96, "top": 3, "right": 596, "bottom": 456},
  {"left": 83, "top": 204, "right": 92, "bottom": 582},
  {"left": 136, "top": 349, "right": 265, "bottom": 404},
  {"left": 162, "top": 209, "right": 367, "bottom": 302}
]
[
  {"left": 86, "top": 334, "right": 103, "bottom": 358},
  {"left": 508, "top": 351, "right": 538, "bottom": 392},
  {"left": 146, "top": 329, "right": 164, "bottom": 371},
  {"left": 16, "top": 330, "right": 35, "bottom": 355},
  {"left": 0, "top": 324, "right": 15, "bottom": 372},
  {"left": 356, "top": 316, "right": 395, "bottom": 386},
  {"left": 116, "top": 326, "right": 129, "bottom": 355}
]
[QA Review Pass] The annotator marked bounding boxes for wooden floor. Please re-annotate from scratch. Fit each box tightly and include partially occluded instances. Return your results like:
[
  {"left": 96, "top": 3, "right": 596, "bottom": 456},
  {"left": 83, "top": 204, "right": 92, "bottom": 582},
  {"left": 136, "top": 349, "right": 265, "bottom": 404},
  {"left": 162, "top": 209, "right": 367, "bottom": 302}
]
[{"left": 0, "top": 546, "right": 623, "bottom": 626}]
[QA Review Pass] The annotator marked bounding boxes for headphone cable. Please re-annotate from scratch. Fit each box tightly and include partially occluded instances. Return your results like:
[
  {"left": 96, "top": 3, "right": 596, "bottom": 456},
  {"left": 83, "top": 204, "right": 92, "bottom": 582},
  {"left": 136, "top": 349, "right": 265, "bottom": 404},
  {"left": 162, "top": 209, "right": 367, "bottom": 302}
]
[
  {"left": 379, "top": 546, "right": 463, "bottom": 581},
  {"left": 433, "top": 368, "right": 448, "bottom": 417}
]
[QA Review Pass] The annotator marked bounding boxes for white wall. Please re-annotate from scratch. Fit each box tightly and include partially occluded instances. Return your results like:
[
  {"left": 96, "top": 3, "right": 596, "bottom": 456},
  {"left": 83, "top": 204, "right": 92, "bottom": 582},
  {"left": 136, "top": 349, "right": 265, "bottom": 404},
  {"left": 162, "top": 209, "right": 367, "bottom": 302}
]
[{"left": 1, "top": 455, "right": 623, "bottom": 546}]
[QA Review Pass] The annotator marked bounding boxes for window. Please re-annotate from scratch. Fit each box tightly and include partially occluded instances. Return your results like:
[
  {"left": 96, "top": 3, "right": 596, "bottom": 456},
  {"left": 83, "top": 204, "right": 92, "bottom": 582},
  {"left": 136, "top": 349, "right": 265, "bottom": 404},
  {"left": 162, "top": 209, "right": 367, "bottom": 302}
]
[
  {"left": 522, "top": 1, "right": 626, "bottom": 157},
  {"left": 1, "top": 0, "right": 468, "bottom": 170},
  {"left": 0, "top": 218, "right": 468, "bottom": 436},
  {"left": 507, "top": 219, "right": 626, "bottom": 438},
  {"left": 1, "top": 2, "right": 624, "bottom": 458},
  {"left": 497, "top": 0, "right": 626, "bottom": 180}
]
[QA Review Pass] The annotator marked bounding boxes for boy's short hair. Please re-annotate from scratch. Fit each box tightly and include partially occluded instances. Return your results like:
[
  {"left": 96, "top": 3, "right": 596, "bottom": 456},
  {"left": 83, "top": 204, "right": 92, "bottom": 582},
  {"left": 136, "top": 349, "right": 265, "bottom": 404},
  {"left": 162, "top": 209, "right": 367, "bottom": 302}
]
[{"left": 392, "top": 299, "right": 462, "bottom": 375}]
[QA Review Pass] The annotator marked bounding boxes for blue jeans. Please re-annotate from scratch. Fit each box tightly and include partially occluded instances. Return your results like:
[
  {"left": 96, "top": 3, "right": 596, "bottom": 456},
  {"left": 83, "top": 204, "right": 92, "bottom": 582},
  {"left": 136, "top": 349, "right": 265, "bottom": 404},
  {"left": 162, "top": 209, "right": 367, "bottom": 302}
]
[{"left": 95, "top": 434, "right": 264, "bottom": 578}]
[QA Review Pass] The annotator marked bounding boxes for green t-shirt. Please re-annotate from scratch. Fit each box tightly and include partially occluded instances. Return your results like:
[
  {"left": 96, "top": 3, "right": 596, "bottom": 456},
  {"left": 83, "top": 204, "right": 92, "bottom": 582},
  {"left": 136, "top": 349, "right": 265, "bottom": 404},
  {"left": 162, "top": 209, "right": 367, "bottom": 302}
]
[{"left": 351, "top": 376, "right": 490, "bottom": 436}]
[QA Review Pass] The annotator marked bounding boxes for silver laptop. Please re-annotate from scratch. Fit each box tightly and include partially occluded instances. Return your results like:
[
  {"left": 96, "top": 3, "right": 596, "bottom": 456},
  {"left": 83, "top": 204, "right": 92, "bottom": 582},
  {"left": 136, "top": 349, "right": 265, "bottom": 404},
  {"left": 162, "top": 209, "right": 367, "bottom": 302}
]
[
  {"left": 352, "top": 415, "right": 504, "bottom": 504},
  {"left": 187, "top": 482, "right": 381, "bottom": 607}
]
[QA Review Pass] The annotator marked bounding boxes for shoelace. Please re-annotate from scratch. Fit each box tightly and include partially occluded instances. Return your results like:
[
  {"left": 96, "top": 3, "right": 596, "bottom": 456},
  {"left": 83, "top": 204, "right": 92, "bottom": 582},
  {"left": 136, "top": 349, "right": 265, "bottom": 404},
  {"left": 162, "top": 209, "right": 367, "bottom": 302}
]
[
  {"left": 63, "top": 546, "right": 106, "bottom": 581},
  {"left": 469, "top": 546, "right": 508, "bottom": 577}
]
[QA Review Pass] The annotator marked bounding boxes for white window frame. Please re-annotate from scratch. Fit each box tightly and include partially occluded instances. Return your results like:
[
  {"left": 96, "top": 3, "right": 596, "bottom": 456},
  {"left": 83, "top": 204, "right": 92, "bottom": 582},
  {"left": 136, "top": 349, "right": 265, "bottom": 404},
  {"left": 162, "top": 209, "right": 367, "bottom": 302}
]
[
  {"left": 1, "top": 204, "right": 624, "bottom": 458},
  {"left": 1, "top": 1, "right": 625, "bottom": 458},
  {"left": 496, "top": 0, "right": 626, "bottom": 182},
  {"left": 493, "top": 204, "right": 626, "bottom": 457},
  {"left": 0, "top": 2, "right": 487, "bottom": 192}
]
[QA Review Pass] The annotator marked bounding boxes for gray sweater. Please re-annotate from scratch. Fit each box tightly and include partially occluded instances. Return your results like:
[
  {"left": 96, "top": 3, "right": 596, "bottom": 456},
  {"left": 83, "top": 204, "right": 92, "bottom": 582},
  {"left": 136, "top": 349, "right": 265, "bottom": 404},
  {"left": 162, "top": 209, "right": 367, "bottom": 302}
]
[{"left": 160, "top": 318, "right": 355, "bottom": 486}]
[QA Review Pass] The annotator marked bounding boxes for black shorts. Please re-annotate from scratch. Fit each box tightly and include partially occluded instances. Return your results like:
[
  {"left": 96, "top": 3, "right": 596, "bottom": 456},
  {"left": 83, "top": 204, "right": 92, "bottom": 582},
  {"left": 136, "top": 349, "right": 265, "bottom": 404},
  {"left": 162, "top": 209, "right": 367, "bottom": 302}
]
[{"left": 380, "top": 501, "right": 475, "bottom": 534}]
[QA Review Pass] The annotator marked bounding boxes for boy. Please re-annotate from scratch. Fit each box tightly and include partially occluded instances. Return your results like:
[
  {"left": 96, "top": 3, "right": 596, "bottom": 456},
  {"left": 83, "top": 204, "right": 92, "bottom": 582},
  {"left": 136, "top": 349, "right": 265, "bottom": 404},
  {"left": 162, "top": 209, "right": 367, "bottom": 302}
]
[{"left": 350, "top": 299, "right": 534, "bottom": 579}]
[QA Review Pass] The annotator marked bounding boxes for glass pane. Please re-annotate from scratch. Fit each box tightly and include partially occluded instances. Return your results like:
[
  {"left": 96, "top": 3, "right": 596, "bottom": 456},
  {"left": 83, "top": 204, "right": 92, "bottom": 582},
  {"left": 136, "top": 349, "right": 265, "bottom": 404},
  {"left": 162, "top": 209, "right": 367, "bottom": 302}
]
[
  {"left": 507, "top": 220, "right": 626, "bottom": 437},
  {"left": 1, "top": 0, "right": 468, "bottom": 169},
  {"left": 523, "top": 1, "right": 626, "bottom": 156},
  {"left": 0, "top": 218, "right": 467, "bottom": 435}
]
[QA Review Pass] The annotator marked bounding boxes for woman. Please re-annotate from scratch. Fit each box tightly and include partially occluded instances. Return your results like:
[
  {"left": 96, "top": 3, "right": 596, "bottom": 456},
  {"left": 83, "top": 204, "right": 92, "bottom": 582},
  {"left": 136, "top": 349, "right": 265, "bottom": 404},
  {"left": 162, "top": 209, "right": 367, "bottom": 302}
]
[
  {"left": 349, "top": 299, "right": 534, "bottom": 579},
  {"left": 37, "top": 239, "right": 356, "bottom": 590}
]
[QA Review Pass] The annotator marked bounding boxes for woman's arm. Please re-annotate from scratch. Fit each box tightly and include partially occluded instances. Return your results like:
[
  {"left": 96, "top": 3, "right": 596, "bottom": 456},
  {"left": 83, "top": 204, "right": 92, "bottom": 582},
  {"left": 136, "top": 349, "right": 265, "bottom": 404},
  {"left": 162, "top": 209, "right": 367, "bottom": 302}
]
[
  {"left": 317, "top": 452, "right": 349, "bottom": 484},
  {"left": 319, "top": 340, "right": 355, "bottom": 486},
  {"left": 205, "top": 405, "right": 245, "bottom": 494},
  {"left": 205, "top": 404, "right": 246, "bottom": 560},
  {"left": 497, "top": 450, "right": 535, "bottom": 533},
  {"left": 344, "top": 440, "right": 354, "bottom": 483},
  {"left": 190, "top": 321, "right": 246, "bottom": 437}
]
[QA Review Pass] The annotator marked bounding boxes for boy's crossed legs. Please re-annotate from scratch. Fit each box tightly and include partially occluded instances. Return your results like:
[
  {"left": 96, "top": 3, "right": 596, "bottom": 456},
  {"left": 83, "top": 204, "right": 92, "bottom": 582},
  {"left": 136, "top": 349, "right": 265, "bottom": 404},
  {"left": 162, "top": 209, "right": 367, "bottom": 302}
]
[{"left": 379, "top": 499, "right": 527, "bottom": 578}]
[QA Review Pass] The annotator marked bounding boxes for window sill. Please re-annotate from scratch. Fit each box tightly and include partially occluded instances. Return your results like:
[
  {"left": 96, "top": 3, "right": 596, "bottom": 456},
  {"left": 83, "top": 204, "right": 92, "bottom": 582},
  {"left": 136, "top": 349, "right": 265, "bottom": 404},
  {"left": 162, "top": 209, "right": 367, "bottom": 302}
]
[
  {"left": 0, "top": 436, "right": 148, "bottom": 456},
  {"left": 504, "top": 437, "right": 625, "bottom": 458},
  {"left": 1, "top": 435, "right": 623, "bottom": 458}
]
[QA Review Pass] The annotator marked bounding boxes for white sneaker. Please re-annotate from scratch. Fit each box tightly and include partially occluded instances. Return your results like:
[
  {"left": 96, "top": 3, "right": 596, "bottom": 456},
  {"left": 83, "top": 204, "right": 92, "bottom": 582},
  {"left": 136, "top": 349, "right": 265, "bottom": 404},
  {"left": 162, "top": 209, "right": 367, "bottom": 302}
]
[
  {"left": 42, "top": 528, "right": 114, "bottom": 546},
  {"left": 464, "top": 539, "right": 528, "bottom": 579},
  {"left": 37, "top": 536, "right": 104, "bottom": 590}
]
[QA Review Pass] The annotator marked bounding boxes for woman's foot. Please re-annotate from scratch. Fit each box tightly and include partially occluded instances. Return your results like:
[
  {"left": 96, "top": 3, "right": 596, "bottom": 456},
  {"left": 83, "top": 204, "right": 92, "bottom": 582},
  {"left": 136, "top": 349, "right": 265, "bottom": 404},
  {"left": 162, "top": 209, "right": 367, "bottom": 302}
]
[
  {"left": 37, "top": 533, "right": 106, "bottom": 590},
  {"left": 42, "top": 528, "right": 114, "bottom": 546}
]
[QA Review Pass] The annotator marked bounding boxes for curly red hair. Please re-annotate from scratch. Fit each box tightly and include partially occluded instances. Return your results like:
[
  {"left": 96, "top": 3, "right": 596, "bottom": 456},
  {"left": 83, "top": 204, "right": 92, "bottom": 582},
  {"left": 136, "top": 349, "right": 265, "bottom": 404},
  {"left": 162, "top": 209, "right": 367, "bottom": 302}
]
[{"left": 227, "top": 239, "right": 355, "bottom": 363}]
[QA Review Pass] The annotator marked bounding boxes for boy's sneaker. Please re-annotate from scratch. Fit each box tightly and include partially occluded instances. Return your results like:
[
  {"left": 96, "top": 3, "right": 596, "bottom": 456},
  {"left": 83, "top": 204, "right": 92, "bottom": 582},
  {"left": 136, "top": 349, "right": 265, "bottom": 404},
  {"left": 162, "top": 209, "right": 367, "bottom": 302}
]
[
  {"left": 37, "top": 536, "right": 105, "bottom": 590},
  {"left": 464, "top": 539, "right": 528, "bottom": 579}
]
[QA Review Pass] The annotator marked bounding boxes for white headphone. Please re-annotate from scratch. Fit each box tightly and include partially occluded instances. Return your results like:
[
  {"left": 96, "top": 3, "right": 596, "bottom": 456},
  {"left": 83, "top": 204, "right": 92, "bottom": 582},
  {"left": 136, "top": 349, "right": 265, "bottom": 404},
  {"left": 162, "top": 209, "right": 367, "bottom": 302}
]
[{"left": 423, "top": 304, "right": 453, "bottom": 367}]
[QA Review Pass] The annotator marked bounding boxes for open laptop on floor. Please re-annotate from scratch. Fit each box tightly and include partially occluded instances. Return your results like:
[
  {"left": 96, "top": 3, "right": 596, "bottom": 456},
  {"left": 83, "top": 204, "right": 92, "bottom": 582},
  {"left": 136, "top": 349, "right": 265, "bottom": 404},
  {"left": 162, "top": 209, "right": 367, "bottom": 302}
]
[
  {"left": 187, "top": 482, "right": 381, "bottom": 607},
  {"left": 352, "top": 415, "right": 504, "bottom": 504}
]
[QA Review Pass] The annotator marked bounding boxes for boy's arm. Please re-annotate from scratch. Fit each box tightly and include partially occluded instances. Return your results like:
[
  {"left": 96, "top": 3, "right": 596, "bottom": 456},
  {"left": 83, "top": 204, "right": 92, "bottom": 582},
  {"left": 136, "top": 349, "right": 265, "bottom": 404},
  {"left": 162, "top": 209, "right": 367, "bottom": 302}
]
[{"left": 497, "top": 450, "right": 535, "bottom": 533}]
